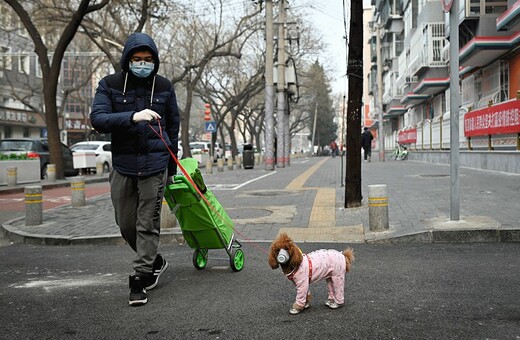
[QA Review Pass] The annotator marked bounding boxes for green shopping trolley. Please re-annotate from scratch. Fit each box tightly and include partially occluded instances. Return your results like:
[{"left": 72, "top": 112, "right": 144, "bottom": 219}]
[{"left": 163, "top": 158, "right": 244, "bottom": 272}]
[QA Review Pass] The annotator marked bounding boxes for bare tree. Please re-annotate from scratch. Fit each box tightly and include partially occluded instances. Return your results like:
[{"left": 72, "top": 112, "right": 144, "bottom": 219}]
[
  {"left": 163, "top": 3, "right": 262, "bottom": 158},
  {"left": 196, "top": 52, "right": 264, "bottom": 159},
  {"left": 5, "top": 0, "right": 109, "bottom": 179},
  {"left": 79, "top": 0, "right": 175, "bottom": 71}
]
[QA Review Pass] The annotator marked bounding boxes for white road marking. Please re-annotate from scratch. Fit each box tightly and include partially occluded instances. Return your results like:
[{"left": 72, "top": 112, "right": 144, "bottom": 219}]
[
  {"left": 233, "top": 171, "right": 277, "bottom": 189},
  {"left": 209, "top": 171, "right": 277, "bottom": 191}
]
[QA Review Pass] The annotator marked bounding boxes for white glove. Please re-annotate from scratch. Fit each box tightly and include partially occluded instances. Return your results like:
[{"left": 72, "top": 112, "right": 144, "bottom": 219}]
[{"left": 133, "top": 109, "right": 161, "bottom": 122}]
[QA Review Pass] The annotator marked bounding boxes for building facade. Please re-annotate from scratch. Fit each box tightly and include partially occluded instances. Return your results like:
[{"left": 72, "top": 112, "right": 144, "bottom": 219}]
[
  {"left": 0, "top": 3, "right": 99, "bottom": 146},
  {"left": 368, "top": 0, "right": 520, "bottom": 173},
  {"left": 0, "top": 3, "right": 47, "bottom": 141}
]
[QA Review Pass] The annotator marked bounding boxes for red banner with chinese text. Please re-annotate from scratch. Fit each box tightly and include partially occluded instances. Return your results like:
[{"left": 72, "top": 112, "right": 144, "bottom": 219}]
[
  {"left": 464, "top": 99, "right": 520, "bottom": 137},
  {"left": 398, "top": 128, "right": 417, "bottom": 144}
]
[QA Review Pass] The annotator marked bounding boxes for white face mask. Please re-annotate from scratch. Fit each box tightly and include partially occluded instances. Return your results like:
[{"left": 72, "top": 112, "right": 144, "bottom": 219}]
[
  {"left": 129, "top": 61, "right": 154, "bottom": 78},
  {"left": 277, "top": 249, "right": 290, "bottom": 264}
]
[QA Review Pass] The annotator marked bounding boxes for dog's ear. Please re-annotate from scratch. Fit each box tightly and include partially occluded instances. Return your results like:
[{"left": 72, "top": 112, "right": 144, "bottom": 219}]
[
  {"left": 268, "top": 246, "right": 279, "bottom": 269},
  {"left": 268, "top": 235, "right": 282, "bottom": 269},
  {"left": 289, "top": 248, "right": 303, "bottom": 268},
  {"left": 286, "top": 239, "right": 303, "bottom": 267}
]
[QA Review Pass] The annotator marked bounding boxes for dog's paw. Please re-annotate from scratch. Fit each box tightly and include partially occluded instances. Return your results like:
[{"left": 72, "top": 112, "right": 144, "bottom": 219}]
[
  {"left": 325, "top": 299, "right": 343, "bottom": 309},
  {"left": 289, "top": 307, "right": 302, "bottom": 315},
  {"left": 289, "top": 303, "right": 308, "bottom": 315}
]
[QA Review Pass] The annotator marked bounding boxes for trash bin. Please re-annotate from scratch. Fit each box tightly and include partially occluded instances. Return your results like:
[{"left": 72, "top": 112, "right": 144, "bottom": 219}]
[{"left": 242, "top": 144, "right": 254, "bottom": 169}]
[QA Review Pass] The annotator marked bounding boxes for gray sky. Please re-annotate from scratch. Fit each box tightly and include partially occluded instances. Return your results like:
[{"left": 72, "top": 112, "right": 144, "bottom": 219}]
[{"left": 306, "top": 0, "right": 372, "bottom": 94}]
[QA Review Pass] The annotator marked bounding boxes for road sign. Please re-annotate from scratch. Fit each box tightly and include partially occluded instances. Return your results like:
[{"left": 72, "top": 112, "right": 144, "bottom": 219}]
[
  {"left": 442, "top": 0, "right": 454, "bottom": 12},
  {"left": 205, "top": 121, "right": 216, "bottom": 133}
]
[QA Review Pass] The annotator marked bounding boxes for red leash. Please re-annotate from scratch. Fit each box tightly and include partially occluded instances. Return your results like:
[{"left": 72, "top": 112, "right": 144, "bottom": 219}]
[{"left": 148, "top": 122, "right": 270, "bottom": 255}]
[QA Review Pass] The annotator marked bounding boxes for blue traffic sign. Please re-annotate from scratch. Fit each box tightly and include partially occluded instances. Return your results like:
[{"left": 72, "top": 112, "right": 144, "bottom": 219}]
[{"left": 205, "top": 121, "right": 217, "bottom": 133}]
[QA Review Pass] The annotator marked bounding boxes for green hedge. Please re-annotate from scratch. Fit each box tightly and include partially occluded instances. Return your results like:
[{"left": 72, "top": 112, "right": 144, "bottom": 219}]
[{"left": 0, "top": 153, "right": 32, "bottom": 161}]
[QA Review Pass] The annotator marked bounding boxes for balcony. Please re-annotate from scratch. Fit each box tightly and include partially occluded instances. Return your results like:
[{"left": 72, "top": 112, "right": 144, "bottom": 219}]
[
  {"left": 409, "top": 23, "right": 446, "bottom": 77},
  {"left": 384, "top": 106, "right": 408, "bottom": 118},
  {"left": 459, "top": 31, "right": 520, "bottom": 68},
  {"left": 413, "top": 77, "right": 450, "bottom": 96},
  {"left": 382, "top": 71, "right": 403, "bottom": 105},
  {"left": 497, "top": 0, "right": 520, "bottom": 31},
  {"left": 400, "top": 93, "right": 431, "bottom": 107}
]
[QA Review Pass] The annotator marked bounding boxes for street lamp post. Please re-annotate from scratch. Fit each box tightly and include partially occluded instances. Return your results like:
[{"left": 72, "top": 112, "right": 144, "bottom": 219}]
[{"left": 447, "top": 0, "right": 460, "bottom": 220}]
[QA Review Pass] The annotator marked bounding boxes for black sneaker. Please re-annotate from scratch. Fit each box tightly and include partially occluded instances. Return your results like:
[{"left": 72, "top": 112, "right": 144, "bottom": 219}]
[
  {"left": 146, "top": 253, "right": 169, "bottom": 290},
  {"left": 129, "top": 274, "right": 147, "bottom": 306}
]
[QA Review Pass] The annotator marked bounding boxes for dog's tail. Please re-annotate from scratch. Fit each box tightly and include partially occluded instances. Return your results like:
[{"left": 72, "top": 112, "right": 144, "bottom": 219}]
[{"left": 342, "top": 248, "right": 355, "bottom": 272}]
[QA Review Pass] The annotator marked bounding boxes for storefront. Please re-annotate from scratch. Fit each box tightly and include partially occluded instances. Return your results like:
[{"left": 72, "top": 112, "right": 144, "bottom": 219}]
[{"left": 0, "top": 106, "right": 46, "bottom": 140}]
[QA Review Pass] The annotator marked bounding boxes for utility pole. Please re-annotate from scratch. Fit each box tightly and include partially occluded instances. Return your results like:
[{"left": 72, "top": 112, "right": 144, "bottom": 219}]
[
  {"left": 276, "top": 0, "right": 286, "bottom": 168},
  {"left": 264, "top": 0, "right": 275, "bottom": 170},
  {"left": 284, "top": 92, "right": 290, "bottom": 166},
  {"left": 311, "top": 102, "right": 317, "bottom": 156},
  {"left": 376, "top": 21, "right": 385, "bottom": 162}
]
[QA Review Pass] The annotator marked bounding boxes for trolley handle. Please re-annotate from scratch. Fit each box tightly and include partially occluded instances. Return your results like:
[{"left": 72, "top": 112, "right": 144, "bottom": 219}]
[{"left": 173, "top": 175, "right": 201, "bottom": 200}]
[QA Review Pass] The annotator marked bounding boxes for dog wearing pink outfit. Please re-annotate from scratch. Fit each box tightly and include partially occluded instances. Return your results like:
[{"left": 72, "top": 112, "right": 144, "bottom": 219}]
[{"left": 268, "top": 233, "right": 355, "bottom": 315}]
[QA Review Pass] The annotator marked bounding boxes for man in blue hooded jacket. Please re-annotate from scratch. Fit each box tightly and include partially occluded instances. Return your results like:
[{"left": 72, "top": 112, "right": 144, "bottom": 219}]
[{"left": 90, "top": 33, "right": 180, "bottom": 306}]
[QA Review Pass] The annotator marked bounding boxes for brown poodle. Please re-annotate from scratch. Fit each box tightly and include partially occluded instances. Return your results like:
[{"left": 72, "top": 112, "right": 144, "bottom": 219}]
[{"left": 269, "top": 232, "right": 354, "bottom": 315}]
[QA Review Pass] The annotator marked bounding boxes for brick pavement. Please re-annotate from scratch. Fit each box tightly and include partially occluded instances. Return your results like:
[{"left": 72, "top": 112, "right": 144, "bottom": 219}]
[{"left": 1, "top": 155, "right": 519, "bottom": 244}]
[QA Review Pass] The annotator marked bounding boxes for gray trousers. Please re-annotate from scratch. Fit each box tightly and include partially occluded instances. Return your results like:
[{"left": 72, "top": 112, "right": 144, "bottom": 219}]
[{"left": 109, "top": 170, "right": 167, "bottom": 274}]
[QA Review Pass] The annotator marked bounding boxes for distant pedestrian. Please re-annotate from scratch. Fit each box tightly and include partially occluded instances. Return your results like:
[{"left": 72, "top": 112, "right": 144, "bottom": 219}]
[
  {"left": 330, "top": 140, "right": 338, "bottom": 158},
  {"left": 90, "top": 33, "right": 180, "bottom": 306},
  {"left": 361, "top": 127, "right": 374, "bottom": 162}
]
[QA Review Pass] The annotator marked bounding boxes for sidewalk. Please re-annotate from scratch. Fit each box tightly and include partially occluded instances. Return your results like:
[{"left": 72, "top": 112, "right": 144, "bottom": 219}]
[{"left": 1, "top": 155, "right": 519, "bottom": 245}]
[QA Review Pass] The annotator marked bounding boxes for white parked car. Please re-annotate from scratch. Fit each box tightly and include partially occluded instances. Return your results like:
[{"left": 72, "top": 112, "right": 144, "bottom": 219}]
[
  {"left": 70, "top": 141, "right": 112, "bottom": 173},
  {"left": 189, "top": 141, "right": 223, "bottom": 159}
]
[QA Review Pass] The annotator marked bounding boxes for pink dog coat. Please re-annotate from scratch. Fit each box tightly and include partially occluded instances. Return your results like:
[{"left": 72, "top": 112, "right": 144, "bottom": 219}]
[{"left": 286, "top": 249, "right": 346, "bottom": 307}]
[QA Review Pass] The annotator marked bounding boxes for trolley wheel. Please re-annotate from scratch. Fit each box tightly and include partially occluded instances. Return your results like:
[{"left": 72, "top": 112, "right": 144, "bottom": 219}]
[
  {"left": 230, "top": 248, "right": 245, "bottom": 272},
  {"left": 193, "top": 249, "right": 208, "bottom": 270}
]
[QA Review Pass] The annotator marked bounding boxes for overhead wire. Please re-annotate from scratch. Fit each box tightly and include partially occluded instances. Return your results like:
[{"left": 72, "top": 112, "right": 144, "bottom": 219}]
[{"left": 342, "top": 0, "right": 350, "bottom": 97}]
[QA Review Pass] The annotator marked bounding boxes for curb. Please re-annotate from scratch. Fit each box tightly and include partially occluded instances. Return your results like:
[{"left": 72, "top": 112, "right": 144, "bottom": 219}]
[
  {"left": 1, "top": 221, "right": 184, "bottom": 246},
  {"left": 0, "top": 176, "right": 109, "bottom": 195},
  {"left": 3, "top": 220, "right": 519, "bottom": 245},
  {"left": 366, "top": 229, "right": 520, "bottom": 244}
]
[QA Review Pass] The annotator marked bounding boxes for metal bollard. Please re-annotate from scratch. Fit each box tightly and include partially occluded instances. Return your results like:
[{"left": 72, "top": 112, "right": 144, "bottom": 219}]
[
  {"left": 96, "top": 162, "right": 104, "bottom": 176},
  {"left": 7, "top": 166, "right": 17, "bottom": 187},
  {"left": 25, "top": 186, "right": 42, "bottom": 226},
  {"left": 205, "top": 158, "right": 213, "bottom": 175},
  {"left": 236, "top": 155, "right": 242, "bottom": 169},
  {"left": 71, "top": 176, "right": 86, "bottom": 207},
  {"left": 217, "top": 158, "right": 224, "bottom": 172},
  {"left": 47, "top": 164, "right": 56, "bottom": 182},
  {"left": 368, "top": 184, "right": 389, "bottom": 231},
  {"left": 227, "top": 158, "right": 234, "bottom": 170}
]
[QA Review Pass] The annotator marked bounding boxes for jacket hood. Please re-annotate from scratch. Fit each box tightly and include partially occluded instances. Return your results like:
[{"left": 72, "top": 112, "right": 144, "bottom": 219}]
[{"left": 120, "top": 32, "right": 160, "bottom": 75}]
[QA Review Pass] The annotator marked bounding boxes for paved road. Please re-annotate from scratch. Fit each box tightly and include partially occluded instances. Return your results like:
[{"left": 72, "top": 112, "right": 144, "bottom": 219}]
[
  {"left": 1, "top": 242, "right": 519, "bottom": 339},
  {"left": 1, "top": 157, "right": 519, "bottom": 338}
]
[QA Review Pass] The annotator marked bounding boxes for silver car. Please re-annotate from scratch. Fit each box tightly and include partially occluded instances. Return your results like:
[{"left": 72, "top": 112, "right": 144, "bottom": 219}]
[{"left": 70, "top": 141, "right": 112, "bottom": 173}]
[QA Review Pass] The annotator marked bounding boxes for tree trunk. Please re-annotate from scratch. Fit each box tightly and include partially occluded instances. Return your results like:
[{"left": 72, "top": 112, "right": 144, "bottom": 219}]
[
  {"left": 43, "top": 73, "right": 65, "bottom": 179},
  {"left": 345, "top": 0, "right": 363, "bottom": 208}
]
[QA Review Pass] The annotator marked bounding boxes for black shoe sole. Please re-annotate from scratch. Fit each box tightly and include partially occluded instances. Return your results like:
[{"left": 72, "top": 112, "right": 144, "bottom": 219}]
[{"left": 129, "top": 298, "right": 147, "bottom": 306}]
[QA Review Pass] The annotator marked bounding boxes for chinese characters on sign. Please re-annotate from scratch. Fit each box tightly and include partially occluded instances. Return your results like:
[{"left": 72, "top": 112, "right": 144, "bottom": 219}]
[
  {"left": 464, "top": 100, "right": 520, "bottom": 137},
  {"left": 0, "top": 110, "right": 29, "bottom": 123},
  {"left": 398, "top": 128, "right": 417, "bottom": 144},
  {"left": 65, "top": 119, "right": 89, "bottom": 131}
]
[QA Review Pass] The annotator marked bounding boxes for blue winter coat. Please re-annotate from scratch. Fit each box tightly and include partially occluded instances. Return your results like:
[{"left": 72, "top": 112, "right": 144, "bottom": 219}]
[{"left": 90, "top": 33, "right": 180, "bottom": 177}]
